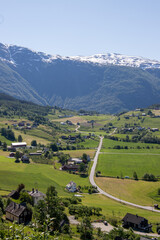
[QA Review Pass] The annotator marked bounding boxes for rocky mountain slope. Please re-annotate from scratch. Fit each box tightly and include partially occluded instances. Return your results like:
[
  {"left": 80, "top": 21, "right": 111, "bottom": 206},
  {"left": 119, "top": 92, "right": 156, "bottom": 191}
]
[{"left": 0, "top": 43, "right": 160, "bottom": 113}]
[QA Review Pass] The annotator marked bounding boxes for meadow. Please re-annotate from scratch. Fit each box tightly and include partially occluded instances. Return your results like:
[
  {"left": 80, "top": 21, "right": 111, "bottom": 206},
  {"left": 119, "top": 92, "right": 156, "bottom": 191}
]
[
  {"left": 62, "top": 149, "right": 95, "bottom": 158},
  {"left": 96, "top": 153, "right": 160, "bottom": 178},
  {"left": 101, "top": 138, "right": 160, "bottom": 153},
  {"left": 95, "top": 177, "right": 160, "bottom": 206},
  {"left": 0, "top": 156, "right": 90, "bottom": 196}
]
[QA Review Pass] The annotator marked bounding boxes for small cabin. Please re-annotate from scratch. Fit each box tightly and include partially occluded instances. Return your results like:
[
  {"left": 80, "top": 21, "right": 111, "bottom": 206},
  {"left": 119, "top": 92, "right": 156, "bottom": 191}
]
[
  {"left": 122, "top": 213, "right": 152, "bottom": 232},
  {"left": 21, "top": 155, "right": 30, "bottom": 164},
  {"left": 5, "top": 202, "right": 32, "bottom": 224}
]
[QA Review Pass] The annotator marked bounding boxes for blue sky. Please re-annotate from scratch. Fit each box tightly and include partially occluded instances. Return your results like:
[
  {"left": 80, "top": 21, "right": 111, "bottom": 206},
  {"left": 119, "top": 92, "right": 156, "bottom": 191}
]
[{"left": 0, "top": 0, "right": 160, "bottom": 60}]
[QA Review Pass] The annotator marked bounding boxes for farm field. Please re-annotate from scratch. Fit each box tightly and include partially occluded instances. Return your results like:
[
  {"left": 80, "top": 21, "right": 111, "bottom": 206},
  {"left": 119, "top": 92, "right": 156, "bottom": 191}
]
[
  {"left": 95, "top": 177, "right": 160, "bottom": 206},
  {"left": 0, "top": 156, "right": 90, "bottom": 196},
  {"left": 52, "top": 116, "right": 86, "bottom": 124},
  {"left": 62, "top": 149, "right": 95, "bottom": 158},
  {"left": 82, "top": 194, "right": 160, "bottom": 227},
  {"left": 96, "top": 153, "right": 160, "bottom": 178},
  {"left": 101, "top": 138, "right": 160, "bottom": 153},
  {"left": 13, "top": 129, "right": 50, "bottom": 145}
]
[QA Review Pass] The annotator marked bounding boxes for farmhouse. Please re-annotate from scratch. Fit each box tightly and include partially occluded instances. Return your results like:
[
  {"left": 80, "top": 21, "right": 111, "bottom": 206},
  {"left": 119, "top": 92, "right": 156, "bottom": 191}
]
[
  {"left": 21, "top": 155, "right": 30, "bottom": 163},
  {"left": 70, "top": 158, "right": 82, "bottom": 164},
  {"left": 62, "top": 164, "right": 79, "bottom": 171},
  {"left": 29, "top": 188, "right": 45, "bottom": 205},
  {"left": 11, "top": 142, "right": 27, "bottom": 148},
  {"left": 5, "top": 202, "right": 32, "bottom": 224},
  {"left": 122, "top": 213, "right": 152, "bottom": 232},
  {"left": 66, "top": 181, "right": 77, "bottom": 192},
  {"left": 150, "top": 128, "right": 159, "bottom": 132},
  {"left": 9, "top": 152, "right": 15, "bottom": 157}
]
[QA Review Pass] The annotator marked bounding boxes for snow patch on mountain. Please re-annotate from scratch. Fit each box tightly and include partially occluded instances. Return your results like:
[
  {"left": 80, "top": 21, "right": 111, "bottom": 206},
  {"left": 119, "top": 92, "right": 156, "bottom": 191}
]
[
  {"left": 69, "top": 53, "right": 160, "bottom": 69},
  {"left": 0, "top": 43, "right": 160, "bottom": 69}
]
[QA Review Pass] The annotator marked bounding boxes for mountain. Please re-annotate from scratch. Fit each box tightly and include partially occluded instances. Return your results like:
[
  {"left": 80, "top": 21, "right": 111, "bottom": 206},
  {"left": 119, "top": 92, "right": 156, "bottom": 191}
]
[{"left": 0, "top": 43, "right": 160, "bottom": 113}]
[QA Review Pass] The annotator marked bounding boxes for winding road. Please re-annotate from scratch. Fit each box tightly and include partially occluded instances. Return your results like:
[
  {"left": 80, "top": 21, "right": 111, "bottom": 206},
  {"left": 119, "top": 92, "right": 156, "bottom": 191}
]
[{"left": 89, "top": 136, "right": 160, "bottom": 213}]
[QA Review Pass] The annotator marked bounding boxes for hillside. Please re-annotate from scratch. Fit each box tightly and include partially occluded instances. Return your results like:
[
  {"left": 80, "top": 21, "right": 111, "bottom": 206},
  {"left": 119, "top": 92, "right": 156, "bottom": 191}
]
[{"left": 1, "top": 43, "right": 160, "bottom": 113}]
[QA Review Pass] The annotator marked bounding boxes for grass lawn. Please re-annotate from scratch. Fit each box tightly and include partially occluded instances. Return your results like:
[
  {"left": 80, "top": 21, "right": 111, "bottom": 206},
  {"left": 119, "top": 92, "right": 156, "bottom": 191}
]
[
  {"left": 0, "top": 156, "right": 90, "bottom": 196},
  {"left": 62, "top": 149, "right": 95, "bottom": 158},
  {"left": 0, "top": 135, "right": 12, "bottom": 145},
  {"left": 78, "top": 138, "right": 99, "bottom": 149},
  {"left": 101, "top": 138, "right": 160, "bottom": 153},
  {"left": 95, "top": 177, "right": 160, "bottom": 206},
  {"left": 14, "top": 129, "right": 50, "bottom": 145},
  {"left": 82, "top": 194, "right": 160, "bottom": 227},
  {"left": 96, "top": 153, "right": 160, "bottom": 178},
  {"left": 52, "top": 116, "right": 86, "bottom": 124}
]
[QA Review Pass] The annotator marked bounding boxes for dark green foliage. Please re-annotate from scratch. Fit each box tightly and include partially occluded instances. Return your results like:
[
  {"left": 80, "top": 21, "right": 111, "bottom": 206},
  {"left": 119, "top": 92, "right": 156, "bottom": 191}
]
[
  {"left": 133, "top": 171, "right": 138, "bottom": 180},
  {"left": 15, "top": 151, "right": 21, "bottom": 161},
  {"left": 19, "top": 191, "right": 33, "bottom": 205},
  {"left": 0, "top": 196, "right": 4, "bottom": 213},
  {"left": 58, "top": 152, "right": 70, "bottom": 165},
  {"left": 142, "top": 173, "right": 157, "bottom": 181},
  {"left": 2, "top": 142, "right": 7, "bottom": 151},
  {"left": 78, "top": 217, "right": 93, "bottom": 240},
  {"left": 1, "top": 128, "right": 15, "bottom": 141},
  {"left": 17, "top": 183, "right": 25, "bottom": 193},
  {"left": 79, "top": 162, "right": 87, "bottom": 173},
  {"left": 50, "top": 143, "right": 58, "bottom": 151},
  {"left": 31, "top": 140, "right": 37, "bottom": 146},
  {"left": 82, "top": 153, "right": 87, "bottom": 163},
  {"left": 18, "top": 135, "right": 23, "bottom": 142},
  {"left": 69, "top": 205, "right": 102, "bottom": 217}
]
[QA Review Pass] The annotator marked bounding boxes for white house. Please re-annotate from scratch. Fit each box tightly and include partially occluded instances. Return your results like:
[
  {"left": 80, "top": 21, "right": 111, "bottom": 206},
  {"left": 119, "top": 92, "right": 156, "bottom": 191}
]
[
  {"left": 66, "top": 181, "right": 77, "bottom": 192},
  {"left": 29, "top": 189, "right": 45, "bottom": 205}
]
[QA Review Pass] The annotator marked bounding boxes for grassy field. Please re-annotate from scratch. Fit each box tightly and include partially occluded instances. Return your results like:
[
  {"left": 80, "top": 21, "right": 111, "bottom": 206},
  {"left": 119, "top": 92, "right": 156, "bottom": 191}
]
[
  {"left": 82, "top": 194, "right": 160, "bottom": 227},
  {"left": 62, "top": 149, "right": 95, "bottom": 158},
  {"left": 101, "top": 138, "right": 160, "bottom": 153},
  {"left": 96, "top": 153, "right": 160, "bottom": 178},
  {"left": 52, "top": 116, "right": 86, "bottom": 124},
  {"left": 14, "top": 129, "right": 50, "bottom": 145},
  {"left": 0, "top": 156, "right": 90, "bottom": 196},
  {"left": 95, "top": 177, "right": 160, "bottom": 206}
]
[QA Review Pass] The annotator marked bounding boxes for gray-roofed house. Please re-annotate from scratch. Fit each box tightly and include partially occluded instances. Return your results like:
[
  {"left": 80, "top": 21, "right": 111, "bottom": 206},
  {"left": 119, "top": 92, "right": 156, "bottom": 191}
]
[
  {"left": 122, "top": 213, "right": 152, "bottom": 232},
  {"left": 66, "top": 181, "right": 77, "bottom": 192},
  {"left": 29, "top": 189, "right": 45, "bottom": 205},
  {"left": 21, "top": 155, "right": 30, "bottom": 163},
  {"left": 5, "top": 202, "right": 32, "bottom": 224}
]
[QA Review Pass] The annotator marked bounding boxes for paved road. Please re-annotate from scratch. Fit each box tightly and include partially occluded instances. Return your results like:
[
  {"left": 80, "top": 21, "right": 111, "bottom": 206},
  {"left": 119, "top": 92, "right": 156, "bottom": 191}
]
[{"left": 89, "top": 136, "right": 160, "bottom": 213}]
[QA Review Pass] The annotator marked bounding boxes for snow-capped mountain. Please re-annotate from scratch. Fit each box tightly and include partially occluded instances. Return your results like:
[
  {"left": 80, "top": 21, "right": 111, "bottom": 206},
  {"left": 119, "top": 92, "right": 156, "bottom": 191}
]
[
  {"left": 70, "top": 53, "right": 160, "bottom": 69},
  {"left": 0, "top": 43, "right": 160, "bottom": 69},
  {"left": 1, "top": 42, "right": 160, "bottom": 113}
]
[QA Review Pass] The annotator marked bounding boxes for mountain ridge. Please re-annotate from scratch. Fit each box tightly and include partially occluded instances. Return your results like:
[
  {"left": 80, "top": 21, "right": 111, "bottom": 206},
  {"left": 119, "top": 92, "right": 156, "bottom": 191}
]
[
  {"left": 1, "top": 43, "right": 160, "bottom": 69},
  {"left": 0, "top": 42, "right": 160, "bottom": 113}
]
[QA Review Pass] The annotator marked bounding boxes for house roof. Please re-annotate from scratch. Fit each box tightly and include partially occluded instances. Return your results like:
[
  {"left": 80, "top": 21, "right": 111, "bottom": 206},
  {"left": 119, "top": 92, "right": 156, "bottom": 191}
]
[
  {"left": 12, "top": 142, "right": 27, "bottom": 147},
  {"left": 29, "top": 189, "right": 45, "bottom": 198},
  {"left": 66, "top": 181, "right": 76, "bottom": 187},
  {"left": 62, "top": 165, "right": 79, "bottom": 170},
  {"left": 122, "top": 213, "right": 147, "bottom": 225},
  {"left": 7, "top": 190, "right": 19, "bottom": 198},
  {"left": 5, "top": 202, "right": 26, "bottom": 217},
  {"left": 21, "top": 155, "right": 29, "bottom": 160}
]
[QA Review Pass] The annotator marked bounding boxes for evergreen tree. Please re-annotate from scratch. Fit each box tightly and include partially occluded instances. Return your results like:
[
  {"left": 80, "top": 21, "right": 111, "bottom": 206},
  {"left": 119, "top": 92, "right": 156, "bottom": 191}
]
[
  {"left": 133, "top": 171, "right": 138, "bottom": 180},
  {"left": 18, "top": 135, "right": 23, "bottom": 142}
]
